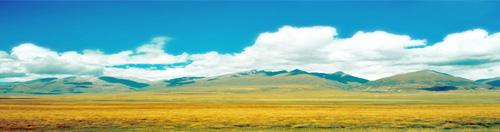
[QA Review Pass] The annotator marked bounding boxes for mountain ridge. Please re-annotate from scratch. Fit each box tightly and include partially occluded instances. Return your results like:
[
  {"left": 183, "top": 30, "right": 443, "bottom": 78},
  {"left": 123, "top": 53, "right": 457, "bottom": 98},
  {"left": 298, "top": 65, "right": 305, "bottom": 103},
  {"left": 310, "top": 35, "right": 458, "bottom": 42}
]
[
  {"left": 0, "top": 76, "right": 151, "bottom": 95},
  {"left": 477, "top": 77, "right": 500, "bottom": 87},
  {"left": 0, "top": 69, "right": 497, "bottom": 95},
  {"left": 151, "top": 69, "right": 369, "bottom": 93},
  {"left": 357, "top": 70, "right": 493, "bottom": 92}
]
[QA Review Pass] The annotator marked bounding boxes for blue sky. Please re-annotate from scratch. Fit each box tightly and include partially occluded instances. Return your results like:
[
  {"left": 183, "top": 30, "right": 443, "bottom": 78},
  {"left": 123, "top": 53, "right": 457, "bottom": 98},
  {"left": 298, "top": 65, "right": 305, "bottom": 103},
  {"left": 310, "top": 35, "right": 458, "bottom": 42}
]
[
  {"left": 1, "top": 1, "right": 499, "bottom": 55},
  {"left": 1, "top": 1, "right": 500, "bottom": 82}
]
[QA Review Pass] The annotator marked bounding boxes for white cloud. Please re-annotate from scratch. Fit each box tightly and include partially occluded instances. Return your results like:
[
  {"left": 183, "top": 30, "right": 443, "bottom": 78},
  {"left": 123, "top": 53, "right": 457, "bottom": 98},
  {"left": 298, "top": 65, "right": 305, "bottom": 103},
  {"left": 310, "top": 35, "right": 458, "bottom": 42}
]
[
  {"left": 0, "top": 51, "right": 11, "bottom": 60},
  {"left": 325, "top": 31, "right": 426, "bottom": 61},
  {"left": 2, "top": 26, "right": 500, "bottom": 82},
  {"left": 410, "top": 29, "right": 500, "bottom": 64},
  {"left": 23, "top": 57, "right": 104, "bottom": 75},
  {"left": 104, "top": 67, "right": 193, "bottom": 81},
  {"left": 242, "top": 26, "right": 336, "bottom": 64},
  {"left": 11, "top": 43, "right": 59, "bottom": 60},
  {"left": 0, "top": 37, "right": 188, "bottom": 82},
  {"left": 136, "top": 37, "right": 169, "bottom": 54}
]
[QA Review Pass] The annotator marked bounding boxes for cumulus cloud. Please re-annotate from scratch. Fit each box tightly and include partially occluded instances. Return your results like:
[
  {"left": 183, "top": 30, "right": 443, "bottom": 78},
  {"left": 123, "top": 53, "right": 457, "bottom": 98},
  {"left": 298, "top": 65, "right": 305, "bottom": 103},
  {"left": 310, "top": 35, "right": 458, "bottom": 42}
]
[
  {"left": 24, "top": 57, "right": 104, "bottom": 75},
  {"left": 0, "top": 51, "right": 11, "bottom": 60},
  {"left": 410, "top": 29, "right": 500, "bottom": 64},
  {"left": 1, "top": 26, "right": 500, "bottom": 82},
  {"left": 11, "top": 43, "right": 59, "bottom": 60},
  {"left": 243, "top": 26, "right": 336, "bottom": 63},
  {"left": 0, "top": 37, "right": 188, "bottom": 82}
]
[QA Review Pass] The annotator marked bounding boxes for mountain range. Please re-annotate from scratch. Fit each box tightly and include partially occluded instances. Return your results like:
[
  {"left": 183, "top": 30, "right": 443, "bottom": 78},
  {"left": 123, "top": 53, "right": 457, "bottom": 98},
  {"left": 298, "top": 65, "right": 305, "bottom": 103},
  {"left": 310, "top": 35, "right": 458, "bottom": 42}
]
[
  {"left": 0, "top": 69, "right": 497, "bottom": 95},
  {"left": 477, "top": 77, "right": 500, "bottom": 87},
  {"left": 357, "top": 70, "right": 493, "bottom": 92}
]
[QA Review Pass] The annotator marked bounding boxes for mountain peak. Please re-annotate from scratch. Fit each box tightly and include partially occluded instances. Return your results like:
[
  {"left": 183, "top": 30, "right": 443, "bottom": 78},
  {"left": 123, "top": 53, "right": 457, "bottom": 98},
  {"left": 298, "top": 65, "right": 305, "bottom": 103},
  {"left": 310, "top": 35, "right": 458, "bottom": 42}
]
[
  {"left": 360, "top": 70, "right": 490, "bottom": 92},
  {"left": 334, "top": 71, "right": 345, "bottom": 74},
  {"left": 412, "top": 70, "right": 453, "bottom": 76},
  {"left": 290, "top": 69, "right": 305, "bottom": 72},
  {"left": 237, "top": 69, "right": 264, "bottom": 75},
  {"left": 248, "top": 69, "right": 264, "bottom": 74},
  {"left": 288, "top": 69, "right": 308, "bottom": 75},
  {"left": 333, "top": 71, "right": 348, "bottom": 77},
  {"left": 234, "top": 69, "right": 289, "bottom": 77}
]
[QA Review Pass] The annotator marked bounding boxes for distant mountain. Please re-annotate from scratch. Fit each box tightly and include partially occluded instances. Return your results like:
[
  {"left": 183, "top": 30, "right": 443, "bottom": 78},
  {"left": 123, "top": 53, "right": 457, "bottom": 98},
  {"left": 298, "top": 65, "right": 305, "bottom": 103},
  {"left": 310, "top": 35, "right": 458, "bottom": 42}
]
[
  {"left": 0, "top": 69, "right": 368, "bottom": 95},
  {"left": 3, "top": 69, "right": 493, "bottom": 95},
  {"left": 154, "top": 69, "right": 369, "bottom": 93},
  {"left": 0, "top": 76, "right": 150, "bottom": 95},
  {"left": 477, "top": 77, "right": 500, "bottom": 87},
  {"left": 357, "top": 70, "right": 493, "bottom": 92}
]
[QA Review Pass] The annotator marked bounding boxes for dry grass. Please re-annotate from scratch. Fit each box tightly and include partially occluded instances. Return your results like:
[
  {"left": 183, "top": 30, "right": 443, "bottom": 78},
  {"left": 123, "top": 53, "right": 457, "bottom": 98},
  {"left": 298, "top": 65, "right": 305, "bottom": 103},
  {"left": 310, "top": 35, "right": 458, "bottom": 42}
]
[
  {"left": 1, "top": 90, "right": 500, "bottom": 131},
  {"left": 1, "top": 102, "right": 500, "bottom": 131}
]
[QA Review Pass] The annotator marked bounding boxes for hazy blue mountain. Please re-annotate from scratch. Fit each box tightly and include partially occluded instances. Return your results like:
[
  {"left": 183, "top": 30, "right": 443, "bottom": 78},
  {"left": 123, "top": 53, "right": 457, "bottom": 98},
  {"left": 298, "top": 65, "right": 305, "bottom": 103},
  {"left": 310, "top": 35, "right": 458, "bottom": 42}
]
[
  {"left": 2, "top": 69, "right": 495, "bottom": 95},
  {"left": 152, "top": 69, "right": 369, "bottom": 93},
  {"left": 0, "top": 76, "right": 150, "bottom": 95},
  {"left": 358, "top": 70, "right": 493, "bottom": 92},
  {"left": 477, "top": 77, "right": 500, "bottom": 87}
]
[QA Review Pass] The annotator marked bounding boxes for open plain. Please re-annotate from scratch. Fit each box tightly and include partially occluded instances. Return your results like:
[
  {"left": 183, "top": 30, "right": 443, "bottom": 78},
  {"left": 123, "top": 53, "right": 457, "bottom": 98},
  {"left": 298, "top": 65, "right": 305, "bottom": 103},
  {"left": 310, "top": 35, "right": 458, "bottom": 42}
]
[{"left": 1, "top": 90, "right": 500, "bottom": 131}]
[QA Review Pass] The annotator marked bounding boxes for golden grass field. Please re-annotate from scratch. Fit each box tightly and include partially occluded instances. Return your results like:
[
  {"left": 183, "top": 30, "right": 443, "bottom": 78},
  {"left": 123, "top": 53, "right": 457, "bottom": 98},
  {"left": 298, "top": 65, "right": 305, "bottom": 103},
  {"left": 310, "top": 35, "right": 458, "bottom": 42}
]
[{"left": 1, "top": 90, "right": 500, "bottom": 131}]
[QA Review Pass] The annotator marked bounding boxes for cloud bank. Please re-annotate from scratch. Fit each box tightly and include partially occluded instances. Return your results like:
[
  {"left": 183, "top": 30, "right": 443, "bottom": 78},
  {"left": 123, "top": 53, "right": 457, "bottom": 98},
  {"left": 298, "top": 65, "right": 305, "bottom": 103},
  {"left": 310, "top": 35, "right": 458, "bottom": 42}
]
[{"left": 1, "top": 26, "right": 500, "bottom": 82}]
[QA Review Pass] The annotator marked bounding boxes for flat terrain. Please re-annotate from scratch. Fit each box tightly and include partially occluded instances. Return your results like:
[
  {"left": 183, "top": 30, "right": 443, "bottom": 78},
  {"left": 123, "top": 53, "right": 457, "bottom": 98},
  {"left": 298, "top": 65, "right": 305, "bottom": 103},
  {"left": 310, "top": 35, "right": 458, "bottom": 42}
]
[{"left": 1, "top": 90, "right": 500, "bottom": 131}]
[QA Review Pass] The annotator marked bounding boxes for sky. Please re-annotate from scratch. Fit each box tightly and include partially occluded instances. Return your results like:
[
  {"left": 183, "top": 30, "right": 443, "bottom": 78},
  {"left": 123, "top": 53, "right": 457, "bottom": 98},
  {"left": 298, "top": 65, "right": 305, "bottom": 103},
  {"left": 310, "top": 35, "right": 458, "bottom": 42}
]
[{"left": 1, "top": 1, "right": 500, "bottom": 82}]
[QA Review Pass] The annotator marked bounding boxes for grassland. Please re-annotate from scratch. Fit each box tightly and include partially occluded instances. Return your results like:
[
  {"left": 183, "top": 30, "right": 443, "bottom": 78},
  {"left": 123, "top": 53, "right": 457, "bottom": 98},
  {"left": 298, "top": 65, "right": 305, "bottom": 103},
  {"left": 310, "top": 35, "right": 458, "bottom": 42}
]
[{"left": 1, "top": 90, "right": 500, "bottom": 131}]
